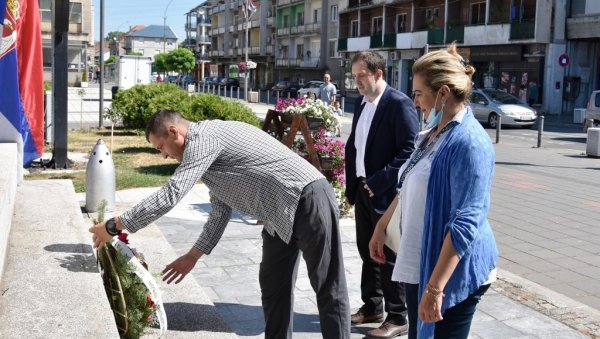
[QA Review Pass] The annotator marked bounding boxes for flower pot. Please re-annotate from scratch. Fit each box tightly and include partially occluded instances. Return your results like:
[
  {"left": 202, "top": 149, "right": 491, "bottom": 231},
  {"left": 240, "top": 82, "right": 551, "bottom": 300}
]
[{"left": 80, "top": 81, "right": 88, "bottom": 88}]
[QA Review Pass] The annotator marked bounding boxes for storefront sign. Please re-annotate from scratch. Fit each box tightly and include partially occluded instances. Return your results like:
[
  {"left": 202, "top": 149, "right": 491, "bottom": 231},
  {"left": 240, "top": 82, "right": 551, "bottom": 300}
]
[{"left": 470, "top": 45, "right": 522, "bottom": 62}]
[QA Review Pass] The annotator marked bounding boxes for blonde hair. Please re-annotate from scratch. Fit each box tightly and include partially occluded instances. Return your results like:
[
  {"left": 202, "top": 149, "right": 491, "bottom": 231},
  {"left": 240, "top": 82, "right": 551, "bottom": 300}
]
[{"left": 412, "top": 43, "right": 475, "bottom": 102}]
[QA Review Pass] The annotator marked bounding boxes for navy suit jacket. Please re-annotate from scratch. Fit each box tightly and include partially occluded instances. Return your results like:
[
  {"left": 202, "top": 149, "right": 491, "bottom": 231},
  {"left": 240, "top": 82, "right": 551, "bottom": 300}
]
[{"left": 344, "top": 85, "right": 419, "bottom": 213}]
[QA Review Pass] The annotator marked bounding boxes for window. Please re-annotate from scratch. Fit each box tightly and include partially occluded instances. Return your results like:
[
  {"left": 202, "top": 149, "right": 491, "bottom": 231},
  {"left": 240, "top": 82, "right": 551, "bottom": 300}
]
[
  {"left": 39, "top": 0, "right": 52, "bottom": 22},
  {"left": 234, "top": 15, "right": 239, "bottom": 26},
  {"left": 329, "top": 40, "right": 337, "bottom": 57},
  {"left": 426, "top": 8, "right": 439, "bottom": 20},
  {"left": 372, "top": 16, "right": 383, "bottom": 34},
  {"left": 69, "top": 2, "right": 82, "bottom": 24},
  {"left": 331, "top": 5, "right": 338, "bottom": 21},
  {"left": 470, "top": 2, "right": 486, "bottom": 25},
  {"left": 396, "top": 13, "right": 406, "bottom": 33},
  {"left": 351, "top": 20, "right": 359, "bottom": 37},
  {"left": 283, "top": 15, "right": 289, "bottom": 27},
  {"left": 297, "top": 12, "right": 304, "bottom": 26},
  {"left": 297, "top": 44, "right": 304, "bottom": 58},
  {"left": 471, "top": 92, "right": 487, "bottom": 104},
  {"left": 313, "top": 9, "right": 320, "bottom": 23}
]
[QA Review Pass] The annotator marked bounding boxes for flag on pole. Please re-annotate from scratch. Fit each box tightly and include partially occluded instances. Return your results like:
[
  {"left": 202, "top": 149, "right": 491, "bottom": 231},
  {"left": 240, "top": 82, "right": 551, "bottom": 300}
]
[{"left": 0, "top": 0, "right": 44, "bottom": 174}]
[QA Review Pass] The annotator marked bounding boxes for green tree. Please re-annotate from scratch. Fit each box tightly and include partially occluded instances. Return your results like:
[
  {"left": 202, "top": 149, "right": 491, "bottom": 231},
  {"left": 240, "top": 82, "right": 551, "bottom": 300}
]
[
  {"left": 106, "top": 31, "right": 125, "bottom": 42},
  {"left": 105, "top": 55, "right": 117, "bottom": 64},
  {"left": 153, "top": 53, "right": 168, "bottom": 73},
  {"left": 165, "top": 48, "right": 195, "bottom": 74}
]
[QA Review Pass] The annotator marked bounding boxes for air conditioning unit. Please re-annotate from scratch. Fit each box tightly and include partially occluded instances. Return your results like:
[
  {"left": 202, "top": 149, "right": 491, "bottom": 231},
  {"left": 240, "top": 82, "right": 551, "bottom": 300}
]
[{"left": 390, "top": 51, "right": 398, "bottom": 60}]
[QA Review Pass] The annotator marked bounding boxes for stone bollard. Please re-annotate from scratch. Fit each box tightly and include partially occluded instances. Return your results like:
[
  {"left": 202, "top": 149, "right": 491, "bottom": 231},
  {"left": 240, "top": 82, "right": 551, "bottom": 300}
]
[
  {"left": 537, "top": 116, "right": 544, "bottom": 148},
  {"left": 85, "top": 139, "right": 115, "bottom": 212}
]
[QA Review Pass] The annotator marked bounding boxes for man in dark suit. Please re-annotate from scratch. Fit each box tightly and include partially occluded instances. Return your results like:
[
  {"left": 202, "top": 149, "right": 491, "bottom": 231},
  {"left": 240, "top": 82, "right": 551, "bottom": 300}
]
[{"left": 345, "top": 51, "right": 419, "bottom": 338}]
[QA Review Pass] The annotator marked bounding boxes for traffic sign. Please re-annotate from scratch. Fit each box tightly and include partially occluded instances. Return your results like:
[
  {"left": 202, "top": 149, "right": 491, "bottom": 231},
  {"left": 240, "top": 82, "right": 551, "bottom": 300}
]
[{"left": 558, "top": 54, "right": 570, "bottom": 67}]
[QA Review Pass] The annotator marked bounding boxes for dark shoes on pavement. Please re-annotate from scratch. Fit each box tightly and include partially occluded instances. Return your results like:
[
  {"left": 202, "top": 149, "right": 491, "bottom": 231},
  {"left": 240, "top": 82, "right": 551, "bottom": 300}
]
[
  {"left": 350, "top": 309, "right": 384, "bottom": 324},
  {"left": 366, "top": 321, "right": 409, "bottom": 338}
]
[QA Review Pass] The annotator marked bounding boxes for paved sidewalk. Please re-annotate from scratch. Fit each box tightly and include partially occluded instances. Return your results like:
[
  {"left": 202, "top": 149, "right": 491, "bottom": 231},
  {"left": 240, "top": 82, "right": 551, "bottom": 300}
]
[{"left": 108, "top": 185, "right": 589, "bottom": 338}]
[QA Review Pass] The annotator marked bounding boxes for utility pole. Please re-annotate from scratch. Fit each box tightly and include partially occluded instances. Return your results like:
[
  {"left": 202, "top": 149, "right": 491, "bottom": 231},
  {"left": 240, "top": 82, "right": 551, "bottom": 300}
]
[
  {"left": 244, "top": 0, "right": 250, "bottom": 102},
  {"left": 163, "top": 0, "right": 175, "bottom": 54},
  {"left": 99, "top": 0, "right": 104, "bottom": 128}
]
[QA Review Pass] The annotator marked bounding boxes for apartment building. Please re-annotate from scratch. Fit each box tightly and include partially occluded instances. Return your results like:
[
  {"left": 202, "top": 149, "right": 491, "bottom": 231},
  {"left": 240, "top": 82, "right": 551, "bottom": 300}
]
[
  {"left": 185, "top": 3, "right": 213, "bottom": 80},
  {"left": 565, "top": 0, "right": 600, "bottom": 112},
  {"left": 39, "top": 0, "right": 95, "bottom": 85},
  {"left": 123, "top": 25, "right": 178, "bottom": 61}
]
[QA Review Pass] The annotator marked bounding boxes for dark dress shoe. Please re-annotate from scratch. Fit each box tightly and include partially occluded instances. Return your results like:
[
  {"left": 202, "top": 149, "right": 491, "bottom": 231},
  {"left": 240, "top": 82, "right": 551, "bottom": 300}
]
[
  {"left": 366, "top": 321, "right": 409, "bottom": 338},
  {"left": 350, "top": 309, "right": 384, "bottom": 324}
]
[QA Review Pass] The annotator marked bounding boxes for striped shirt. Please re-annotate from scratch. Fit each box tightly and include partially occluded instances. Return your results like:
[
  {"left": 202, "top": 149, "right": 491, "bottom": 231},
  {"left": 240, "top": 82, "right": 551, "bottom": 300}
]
[{"left": 120, "top": 120, "right": 324, "bottom": 254}]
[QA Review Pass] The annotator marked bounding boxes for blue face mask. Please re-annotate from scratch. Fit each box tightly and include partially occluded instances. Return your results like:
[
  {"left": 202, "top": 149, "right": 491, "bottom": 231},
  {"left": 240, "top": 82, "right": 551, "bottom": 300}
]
[{"left": 425, "top": 90, "right": 444, "bottom": 129}]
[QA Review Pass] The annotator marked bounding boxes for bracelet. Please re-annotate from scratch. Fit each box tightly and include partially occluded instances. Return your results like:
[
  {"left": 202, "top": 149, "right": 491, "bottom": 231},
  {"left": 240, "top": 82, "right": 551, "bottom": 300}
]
[{"left": 425, "top": 283, "right": 445, "bottom": 298}]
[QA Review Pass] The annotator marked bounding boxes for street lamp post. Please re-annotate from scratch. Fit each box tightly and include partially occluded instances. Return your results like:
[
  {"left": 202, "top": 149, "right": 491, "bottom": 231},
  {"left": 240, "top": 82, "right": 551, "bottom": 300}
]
[
  {"left": 244, "top": 0, "right": 249, "bottom": 102},
  {"left": 163, "top": 0, "right": 175, "bottom": 54}
]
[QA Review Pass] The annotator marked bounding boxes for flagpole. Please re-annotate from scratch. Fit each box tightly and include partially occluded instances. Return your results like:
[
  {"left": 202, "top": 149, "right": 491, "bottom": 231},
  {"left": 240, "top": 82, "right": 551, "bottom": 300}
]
[{"left": 244, "top": 0, "right": 249, "bottom": 102}]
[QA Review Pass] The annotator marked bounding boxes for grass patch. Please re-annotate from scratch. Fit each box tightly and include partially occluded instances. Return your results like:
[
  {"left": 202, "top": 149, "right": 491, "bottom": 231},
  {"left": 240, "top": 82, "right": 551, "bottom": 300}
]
[{"left": 26, "top": 128, "right": 178, "bottom": 193}]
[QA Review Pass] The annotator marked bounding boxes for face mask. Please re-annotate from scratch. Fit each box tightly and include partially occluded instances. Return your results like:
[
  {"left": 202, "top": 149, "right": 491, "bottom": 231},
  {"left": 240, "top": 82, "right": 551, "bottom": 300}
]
[{"left": 425, "top": 90, "right": 444, "bottom": 129}]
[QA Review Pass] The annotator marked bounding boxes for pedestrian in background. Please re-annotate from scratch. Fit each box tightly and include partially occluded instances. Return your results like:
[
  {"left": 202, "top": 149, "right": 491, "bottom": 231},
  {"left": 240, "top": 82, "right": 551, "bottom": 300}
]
[
  {"left": 332, "top": 101, "right": 343, "bottom": 137},
  {"left": 369, "top": 43, "right": 498, "bottom": 339},
  {"left": 345, "top": 51, "right": 419, "bottom": 338},
  {"left": 156, "top": 74, "right": 162, "bottom": 83},
  {"left": 319, "top": 73, "right": 337, "bottom": 105},
  {"left": 89, "top": 110, "right": 351, "bottom": 339}
]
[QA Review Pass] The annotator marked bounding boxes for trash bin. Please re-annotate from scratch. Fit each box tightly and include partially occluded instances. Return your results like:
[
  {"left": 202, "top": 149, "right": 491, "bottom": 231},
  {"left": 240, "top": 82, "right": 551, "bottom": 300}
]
[
  {"left": 574, "top": 108, "right": 586, "bottom": 124},
  {"left": 586, "top": 127, "right": 600, "bottom": 157},
  {"left": 111, "top": 86, "right": 119, "bottom": 98}
]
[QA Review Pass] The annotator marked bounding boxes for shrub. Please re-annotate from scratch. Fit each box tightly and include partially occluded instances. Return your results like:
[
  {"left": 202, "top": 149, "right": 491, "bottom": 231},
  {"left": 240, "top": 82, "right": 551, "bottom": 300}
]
[
  {"left": 111, "top": 84, "right": 261, "bottom": 129},
  {"left": 112, "top": 83, "right": 188, "bottom": 128}
]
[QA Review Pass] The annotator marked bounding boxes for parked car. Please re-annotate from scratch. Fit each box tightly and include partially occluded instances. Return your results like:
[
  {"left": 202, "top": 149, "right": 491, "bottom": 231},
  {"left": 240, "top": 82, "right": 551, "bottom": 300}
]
[
  {"left": 584, "top": 90, "right": 600, "bottom": 132},
  {"left": 178, "top": 75, "right": 197, "bottom": 85},
  {"left": 203, "top": 76, "right": 220, "bottom": 86},
  {"left": 165, "top": 75, "right": 179, "bottom": 83},
  {"left": 271, "top": 80, "right": 300, "bottom": 98},
  {"left": 297, "top": 80, "right": 341, "bottom": 102},
  {"left": 470, "top": 88, "right": 537, "bottom": 128},
  {"left": 220, "top": 77, "right": 240, "bottom": 89}
]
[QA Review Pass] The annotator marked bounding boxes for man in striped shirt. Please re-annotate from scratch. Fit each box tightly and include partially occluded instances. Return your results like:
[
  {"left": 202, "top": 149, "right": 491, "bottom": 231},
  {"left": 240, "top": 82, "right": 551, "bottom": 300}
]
[{"left": 89, "top": 109, "right": 350, "bottom": 338}]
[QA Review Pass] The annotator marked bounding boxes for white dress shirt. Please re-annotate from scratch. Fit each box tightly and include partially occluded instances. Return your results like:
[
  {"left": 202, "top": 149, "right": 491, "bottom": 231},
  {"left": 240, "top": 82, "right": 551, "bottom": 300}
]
[{"left": 354, "top": 84, "right": 387, "bottom": 178}]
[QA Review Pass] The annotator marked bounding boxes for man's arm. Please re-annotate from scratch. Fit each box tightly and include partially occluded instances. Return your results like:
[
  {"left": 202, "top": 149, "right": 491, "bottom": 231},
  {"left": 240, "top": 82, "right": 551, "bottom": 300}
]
[{"left": 367, "top": 95, "right": 419, "bottom": 196}]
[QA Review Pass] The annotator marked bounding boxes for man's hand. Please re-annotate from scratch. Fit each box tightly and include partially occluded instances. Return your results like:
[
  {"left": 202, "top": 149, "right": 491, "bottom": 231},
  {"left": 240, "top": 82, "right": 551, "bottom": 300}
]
[
  {"left": 162, "top": 248, "right": 204, "bottom": 284},
  {"left": 89, "top": 221, "right": 114, "bottom": 249},
  {"left": 369, "top": 223, "right": 387, "bottom": 264},
  {"left": 363, "top": 182, "right": 374, "bottom": 197}
]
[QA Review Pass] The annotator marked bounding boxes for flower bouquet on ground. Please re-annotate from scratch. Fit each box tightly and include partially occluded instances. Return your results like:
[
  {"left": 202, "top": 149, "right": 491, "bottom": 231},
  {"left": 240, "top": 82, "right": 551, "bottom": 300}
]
[
  {"left": 275, "top": 97, "right": 339, "bottom": 133},
  {"left": 294, "top": 129, "right": 351, "bottom": 216},
  {"left": 94, "top": 203, "right": 167, "bottom": 339}
]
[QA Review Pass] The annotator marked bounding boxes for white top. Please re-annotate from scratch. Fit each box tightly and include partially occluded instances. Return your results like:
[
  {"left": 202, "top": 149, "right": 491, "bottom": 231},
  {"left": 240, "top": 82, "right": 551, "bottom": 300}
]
[
  {"left": 391, "top": 108, "right": 497, "bottom": 285},
  {"left": 354, "top": 84, "right": 387, "bottom": 178}
]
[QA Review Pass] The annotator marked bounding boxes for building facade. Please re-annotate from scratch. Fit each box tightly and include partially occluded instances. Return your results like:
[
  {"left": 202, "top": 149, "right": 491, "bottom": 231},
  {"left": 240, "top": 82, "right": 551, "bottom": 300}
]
[
  {"left": 185, "top": 3, "right": 213, "bottom": 81},
  {"left": 39, "top": 0, "right": 95, "bottom": 85},
  {"left": 123, "top": 25, "right": 178, "bottom": 61}
]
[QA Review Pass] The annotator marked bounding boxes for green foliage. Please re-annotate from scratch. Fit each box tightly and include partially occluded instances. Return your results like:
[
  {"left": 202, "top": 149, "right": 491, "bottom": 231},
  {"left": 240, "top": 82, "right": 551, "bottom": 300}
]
[
  {"left": 165, "top": 48, "right": 195, "bottom": 74},
  {"left": 128, "top": 52, "right": 144, "bottom": 56},
  {"left": 112, "top": 84, "right": 261, "bottom": 129},
  {"left": 153, "top": 53, "right": 168, "bottom": 73},
  {"left": 188, "top": 93, "right": 261, "bottom": 127},
  {"left": 44, "top": 81, "right": 52, "bottom": 91},
  {"left": 111, "top": 83, "right": 187, "bottom": 128},
  {"left": 106, "top": 31, "right": 125, "bottom": 42},
  {"left": 82, "top": 71, "right": 88, "bottom": 82},
  {"left": 105, "top": 55, "right": 117, "bottom": 64}
]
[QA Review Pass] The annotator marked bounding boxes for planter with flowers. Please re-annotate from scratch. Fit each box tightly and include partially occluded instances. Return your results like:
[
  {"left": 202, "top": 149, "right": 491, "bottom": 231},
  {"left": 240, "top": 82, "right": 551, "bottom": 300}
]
[
  {"left": 275, "top": 97, "right": 339, "bottom": 133},
  {"left": 293, "top": 129, "right": 350, "bottom": 216}
]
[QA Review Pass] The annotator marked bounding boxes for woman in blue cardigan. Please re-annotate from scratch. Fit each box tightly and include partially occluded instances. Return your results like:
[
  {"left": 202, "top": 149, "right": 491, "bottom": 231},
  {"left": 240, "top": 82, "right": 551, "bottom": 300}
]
[{"left": 369, "top": 43, "right": 498, "bottom": 339}]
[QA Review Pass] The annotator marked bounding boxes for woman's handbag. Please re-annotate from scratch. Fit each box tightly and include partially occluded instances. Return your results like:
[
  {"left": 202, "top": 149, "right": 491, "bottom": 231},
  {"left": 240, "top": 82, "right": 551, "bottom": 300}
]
[{"left": 384, "top": 193, "right": 402, "bottom": 253}]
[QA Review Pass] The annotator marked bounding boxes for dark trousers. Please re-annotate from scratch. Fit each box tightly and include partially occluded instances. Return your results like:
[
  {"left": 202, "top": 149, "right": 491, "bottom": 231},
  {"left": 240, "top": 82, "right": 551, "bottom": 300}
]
[
  {"left": 405, "top": 283, "right": 490, "bottom": 339},
  {"left": 259, "top": 179, "right": 351, "bottom": 339},
  {"left": 355, "top": 182, "right": 407, "bottom": 323}
]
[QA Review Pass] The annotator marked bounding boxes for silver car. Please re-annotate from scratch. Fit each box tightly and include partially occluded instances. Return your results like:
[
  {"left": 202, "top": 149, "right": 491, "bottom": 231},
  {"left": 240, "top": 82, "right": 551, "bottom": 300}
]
[{"left": 470, "top": 88, "right": 537, "bottom": 128}]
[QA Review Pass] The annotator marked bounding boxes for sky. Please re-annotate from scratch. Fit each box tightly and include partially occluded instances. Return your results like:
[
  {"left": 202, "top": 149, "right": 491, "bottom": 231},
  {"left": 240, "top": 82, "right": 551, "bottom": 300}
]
[{"left": 92, "top": 0, "right": 201, "bottom": 42}]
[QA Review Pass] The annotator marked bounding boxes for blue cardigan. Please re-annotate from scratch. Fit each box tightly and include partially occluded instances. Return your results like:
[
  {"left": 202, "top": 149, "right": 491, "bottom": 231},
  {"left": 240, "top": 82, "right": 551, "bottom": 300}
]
[{"left": 418, "top": 108, "right": 499, "bottom": 338}]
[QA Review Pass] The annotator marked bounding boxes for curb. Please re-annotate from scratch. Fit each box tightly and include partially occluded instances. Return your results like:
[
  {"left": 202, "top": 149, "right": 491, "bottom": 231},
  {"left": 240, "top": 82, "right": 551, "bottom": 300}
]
[{"left": 495, "top": 268, "right": 600, "bottom": 338}]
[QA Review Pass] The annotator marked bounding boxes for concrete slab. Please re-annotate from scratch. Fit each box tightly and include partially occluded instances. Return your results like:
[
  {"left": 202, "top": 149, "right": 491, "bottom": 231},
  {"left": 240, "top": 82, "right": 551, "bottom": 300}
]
[{"left": 0, "top": 180, "right": 118, "bottom": 338}]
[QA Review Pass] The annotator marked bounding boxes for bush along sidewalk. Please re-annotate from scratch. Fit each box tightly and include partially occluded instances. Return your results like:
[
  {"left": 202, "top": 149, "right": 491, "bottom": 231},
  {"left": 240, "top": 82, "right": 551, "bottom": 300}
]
[{"left": 111, "top": 83, "right": 261, "bottom": 128}]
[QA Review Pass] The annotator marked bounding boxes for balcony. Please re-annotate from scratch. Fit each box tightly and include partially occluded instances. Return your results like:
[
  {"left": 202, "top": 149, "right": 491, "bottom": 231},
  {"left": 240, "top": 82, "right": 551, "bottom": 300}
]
[
  {"left": 348, "top": 0, "right": 373, "bottom": 9},
  {"left": 427, "top": 28, "right": 444, "bottom": 45},
  {"left": 266, "top": 45, "right": 273, "bottom": 55},
  {"left": 383, "top": 33, "right": 396, "bottom": 48},
  {"left": 304, "top": 22, "right": 320, "bottom": 34},
  {"left": 300, "top": 57, "right": 320, "bottom": 68},
  {"left": 277, "top": 27, "right": 290, "bottom": 35},
  {"left": 218, "top": 27, "right": 226, "bottom": 34},
  {"left": 218, "top": 50, "right": 224, "bottom": 57},
  {"left": 198, "top": 35, "right": 211, "bottom": 44},
  {"left": 267, "top": 17, "right": 274, "bottom": 26},
  {"left": 185, "top": 23, "right": 197, "bottom": 31},
  {"left": 276, "top": 0, "right": 303, "bottom": 7},
  {"left": 370, "top": 34, "right": 383, "bottom": 48},
  {"left": 249, "top": 46, "right": 261, "bottom": 55},
  {"left": 196, "top": 53, "right": 210, "bottom": 61},
  {"left": 275, "top": 58, "right": 301, "bottom": 67},
  {"left": 446, "top": 25, "right": 464, "bottom": 43},
  {"left": 338, "top": 38, "right": 348, "bottom": 51},
  {"left": 229, "top": 25, "right": 235, "bottom": 33},
  {"left": 290, "top": 25, "right": 306, "bottom": 35},
  {"left": 510, "top": 20, "right": 535, "bottom": 40},
  {"left": 197, "top": 18, "right": 211, "bottom": 26}
]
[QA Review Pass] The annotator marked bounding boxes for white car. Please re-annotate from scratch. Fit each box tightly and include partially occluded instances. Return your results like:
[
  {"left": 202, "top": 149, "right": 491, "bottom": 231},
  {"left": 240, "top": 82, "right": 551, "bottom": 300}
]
[
  {"left": 470, "top": 88, "right": 537, "bottom": 128},
  {"left": 297, "top": 81, "right": 325, "bottom": 98}
]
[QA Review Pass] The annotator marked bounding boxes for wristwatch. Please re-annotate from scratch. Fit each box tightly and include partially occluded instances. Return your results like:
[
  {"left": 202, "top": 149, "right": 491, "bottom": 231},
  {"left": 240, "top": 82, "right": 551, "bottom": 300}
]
[{"left": 105, "top": 217, "right": 122, "bottom": 236}]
